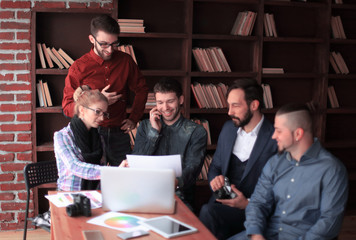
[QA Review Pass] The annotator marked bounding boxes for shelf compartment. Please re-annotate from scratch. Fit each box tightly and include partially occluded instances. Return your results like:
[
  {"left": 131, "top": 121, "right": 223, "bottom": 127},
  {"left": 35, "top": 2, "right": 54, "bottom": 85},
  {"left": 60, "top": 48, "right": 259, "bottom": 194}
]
[
  {"left": 262, "top": 78, "right": 316, "bottom": 108},
  {"left": 263, "top": 42, "right": 321, "bottom": 73},
  {"left": 120, "top": 37, "right": 186, "bottom": 71},
  {"left": 36, "top": 113, "right": 69, "bottom": 147},
  {"left": 264, "top": 4, "right": 326, "bottom": 38},
  {"left": 192, "top": 39, "right": 257, "bottom": 72},
  {"left": 329, "top": 44, "right": 356, "bottom": 74},
  {"left": 327, "top": 79, "right": 356, "bottom": 109},
  {"left": 193, "top": 0, "right": 259, "bottom": 35},
  {"left": 325, "top": 114, "right": 356, "bottom": 143},
  {"left": 118, "top": 0, "right": 187, "bottom": 34}
]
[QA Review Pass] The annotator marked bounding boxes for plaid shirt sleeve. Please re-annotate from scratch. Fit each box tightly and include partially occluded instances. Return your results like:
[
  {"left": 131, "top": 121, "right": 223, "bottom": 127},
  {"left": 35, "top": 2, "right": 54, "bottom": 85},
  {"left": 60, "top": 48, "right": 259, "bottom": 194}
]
[{"left": 54, "top": 125, "right": 101, "bottom": 191}]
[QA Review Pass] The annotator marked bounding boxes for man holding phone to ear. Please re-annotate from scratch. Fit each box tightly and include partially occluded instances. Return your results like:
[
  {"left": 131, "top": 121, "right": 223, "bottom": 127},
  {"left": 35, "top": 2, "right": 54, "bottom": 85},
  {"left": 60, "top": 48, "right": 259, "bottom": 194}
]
[{"left": 133, "top": 77, "right": 207, "bottom": 211}]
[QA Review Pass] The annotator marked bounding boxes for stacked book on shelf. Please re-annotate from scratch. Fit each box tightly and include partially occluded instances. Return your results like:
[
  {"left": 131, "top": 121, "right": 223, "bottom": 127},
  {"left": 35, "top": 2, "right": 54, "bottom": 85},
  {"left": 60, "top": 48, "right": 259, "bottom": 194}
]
[
  {"left": 36, "top": 80, "right": 53, "bottom": 107},
  {"left": 230, "top": 11, "right": 257, "bottom": 36},
  {"left": 192, "top": 118, "right": 211, "bottom": 146},
  {"left": 327, "top": 85, "right": 340, "bottom": 108},
  {"left": 118, "top": 44, "right": 138, "bottom": 64},
  {"left": 191, "top": 82, "right": 228, "bottom": 109},
  {"left": 262, "top": 67, "right": 284, "bottom": 74},
  {"left": 36, "top": 43, "right": 74, "bottom": 69},
  {"left": 197, "top": 154, "right": 213, "bottom": 181},
  {"left": 261, "top": 83, "right": 273, "bottom": 109},
  {"left": 264, "top": 13, "right": 278, "bottom": 37},
  {"left": 117, "top": 19, "right": 145, "bottom": 33},
  {"left": 330, "top": 51, "right": 349, "bottom": 74},
  {"left": 145, "top": 92, "right": 156, "bottom": 109},
  {"left": 192, "top": 47, "right": 231, "bottom": 73},
  {"left": 331, "top": 16, "right": 346, "bottom": 39},
  {"left": 334, "top": 0, "right": 343, "bottom": 4}
]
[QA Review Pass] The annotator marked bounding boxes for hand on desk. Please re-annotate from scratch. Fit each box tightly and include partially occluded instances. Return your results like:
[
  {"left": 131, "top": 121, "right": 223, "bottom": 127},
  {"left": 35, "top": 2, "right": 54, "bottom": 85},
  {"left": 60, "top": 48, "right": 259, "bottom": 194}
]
[{"left": 215, "top": 184, "right": 249, "bottom": 209}]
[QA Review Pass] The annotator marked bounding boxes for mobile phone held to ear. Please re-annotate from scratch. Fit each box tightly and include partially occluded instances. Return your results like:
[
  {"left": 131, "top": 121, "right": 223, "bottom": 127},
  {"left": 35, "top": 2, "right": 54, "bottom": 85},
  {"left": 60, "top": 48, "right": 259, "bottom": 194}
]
[
  {"left": 117, "top": 230, "right": 149, "bottom": 239},
  {"left": 82, "top": 230, "right": 105, "bottom": 240}
]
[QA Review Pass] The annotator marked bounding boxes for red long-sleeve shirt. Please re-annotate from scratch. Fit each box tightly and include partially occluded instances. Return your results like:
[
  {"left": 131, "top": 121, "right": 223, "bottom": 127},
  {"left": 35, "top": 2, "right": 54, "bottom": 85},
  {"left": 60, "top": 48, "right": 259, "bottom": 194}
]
[{"left": 62, "top": 48, "right": 148, "bottom": 128}]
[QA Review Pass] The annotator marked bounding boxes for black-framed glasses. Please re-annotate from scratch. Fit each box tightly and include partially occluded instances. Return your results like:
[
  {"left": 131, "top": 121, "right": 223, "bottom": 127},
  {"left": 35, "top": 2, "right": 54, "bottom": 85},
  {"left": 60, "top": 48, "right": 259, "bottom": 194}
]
[
  {"left": 84, "top": 106, "right": 110, "bottom": 119},
  {"left": 92, "top": 35, "right": 120, "bottom": 49}
]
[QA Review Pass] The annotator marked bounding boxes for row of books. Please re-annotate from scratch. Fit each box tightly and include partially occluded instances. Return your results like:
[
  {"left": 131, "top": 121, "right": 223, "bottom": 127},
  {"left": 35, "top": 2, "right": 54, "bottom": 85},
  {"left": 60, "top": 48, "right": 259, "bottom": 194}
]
[
  {"left": 117, "top": 19, "right": 145, "bottom": 33},
  {"left": 192, "top": 118, "right": 212, "bottom": 145},
  {"left": 192, "top": 47, "right": 232, "bottom": 73},
  {"left": 230, "top": 11, "right": 257, "bottom": 36},
  {"left": 264, "top": 13, "right": 278, "bottom": 37},
  {"left": 334, "top": 0, "right": 343, "bottom": 3},
  {"left": 330, "top": 51, "right": 349, "bottom": 74},
  {"left": 117, "top": 44, "right": 138, "bottom": 64},
  {"left": 145, "top": 92, "right": 155, "bottom": 109},
  {"left": 36, "top": 43, "right": 74, "bottom": 69},
  {"left": 262, "top": 83, "right": 273, "bottom": 109},
  {"left": 198, "top": 154, "right": 213, "bottom": 181},
  {"left": 331, "top": 16, "right": 346, "bottom": 39},
  {"left": 191, "top": 82, "right": 228, "bottom": 109},
  {"left": 328, "top": 85, "right": 340, "bottom": 108},
  {"left": 36, "top": 80, "right": 53, "bottom": 107}
]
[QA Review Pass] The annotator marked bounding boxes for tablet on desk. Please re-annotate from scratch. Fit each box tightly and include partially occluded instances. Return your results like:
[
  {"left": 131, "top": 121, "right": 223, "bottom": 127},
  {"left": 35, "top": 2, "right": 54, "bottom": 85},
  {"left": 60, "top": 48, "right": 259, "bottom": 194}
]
[{"left": 139, "top": 216, "right": 197, "bottom": 238}]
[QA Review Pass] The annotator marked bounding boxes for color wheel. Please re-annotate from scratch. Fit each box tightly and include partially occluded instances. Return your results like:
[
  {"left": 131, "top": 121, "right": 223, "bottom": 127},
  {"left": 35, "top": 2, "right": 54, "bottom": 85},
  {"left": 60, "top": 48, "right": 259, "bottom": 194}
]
[{"left": 104, "top": 215, "right": 140, "bottom": 228}]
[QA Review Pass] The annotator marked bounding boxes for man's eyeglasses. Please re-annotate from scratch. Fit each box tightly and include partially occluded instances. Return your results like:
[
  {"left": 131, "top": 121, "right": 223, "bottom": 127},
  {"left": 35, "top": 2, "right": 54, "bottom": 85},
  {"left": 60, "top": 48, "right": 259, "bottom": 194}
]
[
  {"left": 84, "top": 106, "right": 110, "bottom": 119},
  {"left": 92, "top": 35, "right": 120, "bottom": 49}
]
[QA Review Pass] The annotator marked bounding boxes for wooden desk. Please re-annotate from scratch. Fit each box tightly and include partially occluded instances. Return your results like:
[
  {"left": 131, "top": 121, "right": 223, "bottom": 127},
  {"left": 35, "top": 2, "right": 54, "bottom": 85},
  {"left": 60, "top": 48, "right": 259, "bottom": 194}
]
[{"left": 49, "top": 191, "right": 216, "bottom": 240}]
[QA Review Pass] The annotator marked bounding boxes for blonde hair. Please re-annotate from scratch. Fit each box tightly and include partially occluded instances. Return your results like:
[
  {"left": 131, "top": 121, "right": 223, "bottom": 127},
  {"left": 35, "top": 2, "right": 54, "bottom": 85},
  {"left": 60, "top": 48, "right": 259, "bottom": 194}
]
[{"left": 73, "top": 85, "right": 108, "bottom": 117}]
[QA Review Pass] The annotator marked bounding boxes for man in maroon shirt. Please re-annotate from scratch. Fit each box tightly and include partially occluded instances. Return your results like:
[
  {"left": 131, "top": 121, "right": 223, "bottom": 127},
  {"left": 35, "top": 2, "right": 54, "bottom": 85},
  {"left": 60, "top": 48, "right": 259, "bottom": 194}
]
[{"left": 62, "top": 15, "right": 148, "bottom": 166}]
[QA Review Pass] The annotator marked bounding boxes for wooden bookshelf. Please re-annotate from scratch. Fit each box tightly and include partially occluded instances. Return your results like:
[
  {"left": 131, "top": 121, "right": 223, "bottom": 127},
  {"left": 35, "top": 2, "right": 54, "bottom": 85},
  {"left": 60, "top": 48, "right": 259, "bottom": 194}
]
[
  {"left": 31, "top": 0, "right": 356, "bottom": 215},
  {"left": 31, "top": 8, "right": 114, "bottom": 216}
]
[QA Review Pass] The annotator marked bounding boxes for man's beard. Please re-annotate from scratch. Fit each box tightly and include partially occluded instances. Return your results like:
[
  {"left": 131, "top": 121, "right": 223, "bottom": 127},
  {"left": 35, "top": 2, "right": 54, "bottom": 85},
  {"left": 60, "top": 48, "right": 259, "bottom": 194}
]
[
  {"left": 94, "top": 43, "right": 112, "bottom": 60},
  {"left": 229, "top": 108, "right": 253, "bottom": 128}
]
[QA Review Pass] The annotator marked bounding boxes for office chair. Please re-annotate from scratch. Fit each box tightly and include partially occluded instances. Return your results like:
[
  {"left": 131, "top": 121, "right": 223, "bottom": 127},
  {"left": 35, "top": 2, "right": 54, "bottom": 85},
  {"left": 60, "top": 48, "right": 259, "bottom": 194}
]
[{"left": 23, "top": 160, "right": 58, "bottom": 240}]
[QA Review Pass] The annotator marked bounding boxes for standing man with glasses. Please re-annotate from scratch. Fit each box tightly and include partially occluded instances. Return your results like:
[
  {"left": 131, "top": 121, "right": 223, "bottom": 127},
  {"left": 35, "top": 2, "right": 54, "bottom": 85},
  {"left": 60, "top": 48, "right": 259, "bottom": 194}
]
[{"left": 62, "top": 14, "right": 148, "bottom": 166}]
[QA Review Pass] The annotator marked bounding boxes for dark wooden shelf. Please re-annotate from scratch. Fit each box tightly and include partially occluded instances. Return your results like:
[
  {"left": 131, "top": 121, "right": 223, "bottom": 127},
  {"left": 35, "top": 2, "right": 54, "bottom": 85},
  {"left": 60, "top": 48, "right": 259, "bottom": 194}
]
[
  {"left": 327, "top": 107, "right": 356, "bottom": 114},
  {"left": 190, "top": 108, "right": 228, "bottom": 114},
  {"left": 190, "top": 72, "right": 257, "bottom": 78},
  {"left": 120, "top": 32, "right": 188, "bottom": 39},
  {"left": 36, "top": 142, "right": 54, "bottom": 152},
  {"left": 262, "top": 72, "right": 322, "bottom": 78},
  {"left": 332, "top": 3, "right": 356, "bottom": 10},
  {"left": 36, "top": 106, "right": 62, "bottom": 113},
  {"left": 36, "top": 68, "right": 68, "bottom": 75},
  {"left": 330, "top": 39, "right": 356, "bottom": 45},
  {"left": 264, "top": 37, "right": 324, "bottom": 43},
  {"left": 193, "top": 34, "right": 258, "bottom": 41},
  {"left": 265, "top": 1, "right": 327, "bottom": 8},
  {"left": 328, "top": 74, "right": 356, "bottom": 79},
  {"left": 324, "top": 140, "right": 356, "bottom": 149},
  {"left": 141, "top": 70, "right": 187, "bottom": 77}
]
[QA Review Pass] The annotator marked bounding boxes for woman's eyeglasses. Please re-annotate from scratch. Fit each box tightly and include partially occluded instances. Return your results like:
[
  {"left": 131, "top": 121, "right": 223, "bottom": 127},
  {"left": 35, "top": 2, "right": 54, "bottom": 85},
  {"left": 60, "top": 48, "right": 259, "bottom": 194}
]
[{"left": 84, "top": 106, "right": 110, "bottom": 119}]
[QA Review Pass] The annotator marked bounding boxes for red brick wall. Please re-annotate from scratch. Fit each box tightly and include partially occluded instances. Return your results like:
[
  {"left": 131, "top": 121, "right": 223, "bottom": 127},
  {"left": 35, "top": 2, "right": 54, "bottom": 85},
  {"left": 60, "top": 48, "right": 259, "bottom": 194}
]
[{"left": 0, "top": 0, "right": 113, "bottom": 231}]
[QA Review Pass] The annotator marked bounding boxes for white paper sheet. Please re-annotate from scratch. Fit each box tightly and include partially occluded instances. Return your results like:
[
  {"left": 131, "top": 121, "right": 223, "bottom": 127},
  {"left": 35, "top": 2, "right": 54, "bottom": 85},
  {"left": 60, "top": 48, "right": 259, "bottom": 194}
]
[{"left": 126, "top": 154, "right": 182, "bottom": 177}]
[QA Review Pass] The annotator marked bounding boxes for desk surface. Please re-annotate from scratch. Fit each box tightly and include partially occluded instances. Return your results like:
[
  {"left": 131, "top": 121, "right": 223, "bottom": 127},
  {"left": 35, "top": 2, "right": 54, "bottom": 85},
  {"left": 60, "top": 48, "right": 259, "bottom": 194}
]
[{"left": 49, "top": 191, "right": 216, "bottom": 240}]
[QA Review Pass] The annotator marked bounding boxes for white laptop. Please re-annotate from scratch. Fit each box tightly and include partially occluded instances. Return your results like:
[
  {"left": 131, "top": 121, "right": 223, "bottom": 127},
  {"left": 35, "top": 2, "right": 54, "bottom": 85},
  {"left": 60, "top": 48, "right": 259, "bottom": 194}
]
[{"left": 100, "top": 167, "right": 176, "bottom": 214}]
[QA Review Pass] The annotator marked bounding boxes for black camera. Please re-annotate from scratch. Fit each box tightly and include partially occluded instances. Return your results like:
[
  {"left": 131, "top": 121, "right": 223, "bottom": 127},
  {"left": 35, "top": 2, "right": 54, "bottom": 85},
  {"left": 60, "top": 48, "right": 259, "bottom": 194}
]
[
  {"left": 214, "top": 177, "right": 237, "bottom": 199},
  {"left": 66, "top": 194, "right": 91, "bottom": 217}
]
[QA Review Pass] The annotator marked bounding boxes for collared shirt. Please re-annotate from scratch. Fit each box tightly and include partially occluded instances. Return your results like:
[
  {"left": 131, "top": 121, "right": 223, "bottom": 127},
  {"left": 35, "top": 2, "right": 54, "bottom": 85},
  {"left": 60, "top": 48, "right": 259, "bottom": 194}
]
[
  {"left": 245, "top": 139, "right": 348, "bottom": 240},
  {"left": 232, "top": 115, "right": 264, "bottom": 162},
  {"left": 54, "top": 124, "right": 102, "bottom": 191},
  {"left": 132, "top": 116, "right": 207, "bottom": 199},
  {"left": 62, "top": 48, "right": 148, "bottom": 127}
]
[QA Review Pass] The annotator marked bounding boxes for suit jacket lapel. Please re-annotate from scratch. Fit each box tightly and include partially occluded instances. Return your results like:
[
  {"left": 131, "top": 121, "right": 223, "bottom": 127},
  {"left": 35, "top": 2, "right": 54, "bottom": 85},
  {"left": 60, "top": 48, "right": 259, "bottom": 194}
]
[{"left": 241, "top": 119, "right": 270, "bottom": 181}]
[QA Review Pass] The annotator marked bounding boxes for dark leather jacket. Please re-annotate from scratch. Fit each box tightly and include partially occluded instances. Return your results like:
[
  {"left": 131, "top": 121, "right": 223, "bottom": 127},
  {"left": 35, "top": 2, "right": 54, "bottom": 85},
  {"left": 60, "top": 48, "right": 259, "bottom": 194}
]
[{"left": 133, "top": 115, "right": 207, "bottom": 205}]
